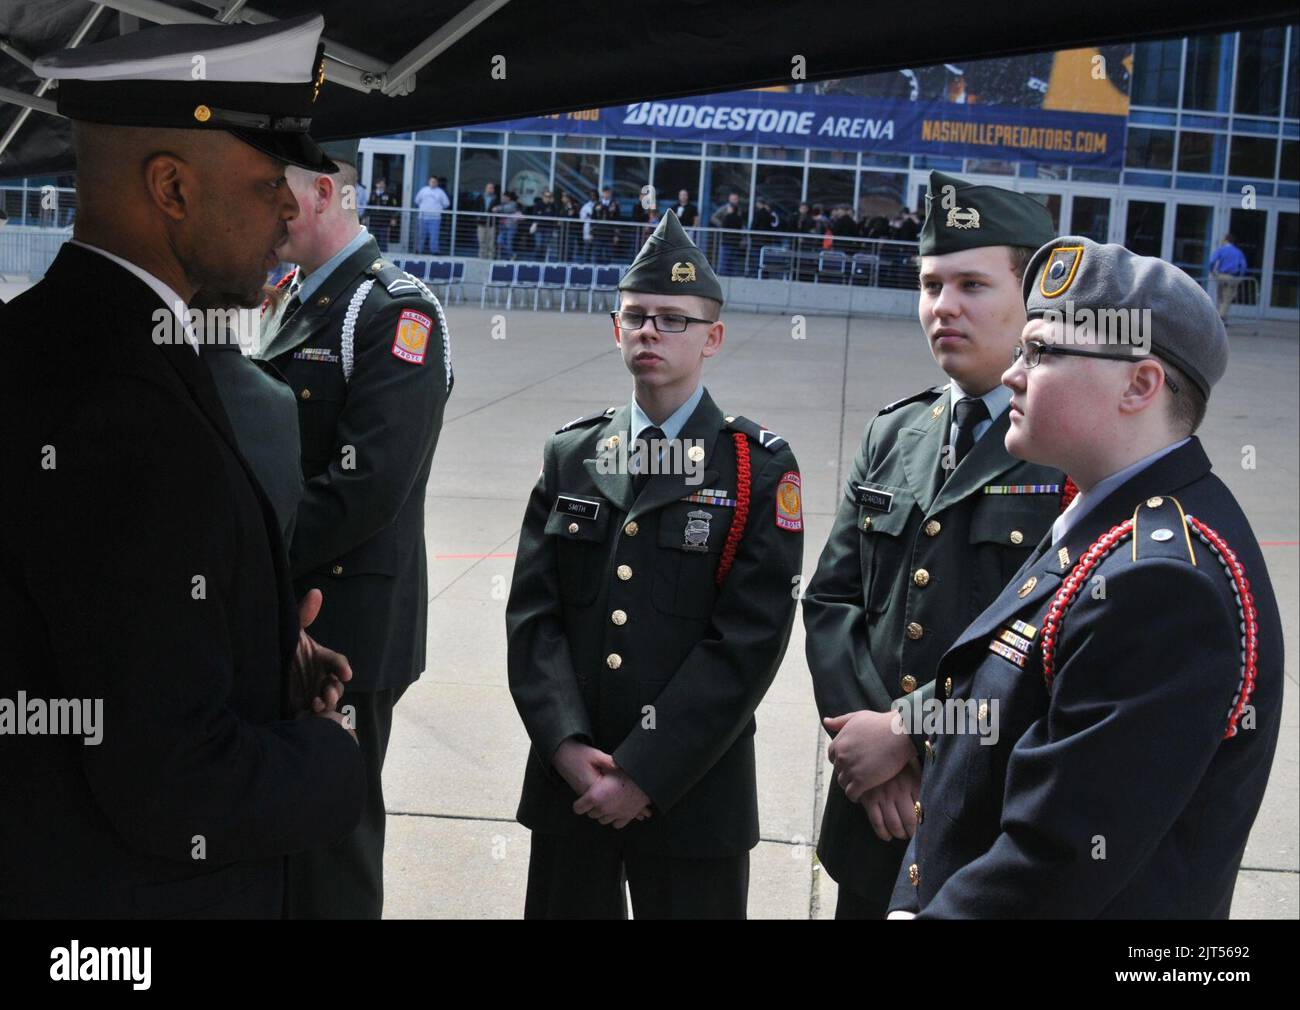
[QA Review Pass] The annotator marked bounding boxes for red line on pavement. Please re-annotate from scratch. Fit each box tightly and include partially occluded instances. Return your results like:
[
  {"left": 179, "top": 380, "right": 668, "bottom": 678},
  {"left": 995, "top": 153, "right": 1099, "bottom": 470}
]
[{"left": 1260, "top": 541, "right": 1300, "bottom": 547}]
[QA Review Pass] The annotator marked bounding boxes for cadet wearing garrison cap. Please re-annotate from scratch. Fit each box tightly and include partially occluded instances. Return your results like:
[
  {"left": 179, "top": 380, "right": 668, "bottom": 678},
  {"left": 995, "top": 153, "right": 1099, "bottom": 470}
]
[
  {"left": 507, "top": 209, "right": 803, "bottom": 918},
  {"left": 889, "top": 237, "right": 1282, "bottom": 917},
  {"left": 803, "top": 170, "right": 1070, "bottom": 918},
  {"left": 0, "top": 14, "right": 363, "bottom": 919}
]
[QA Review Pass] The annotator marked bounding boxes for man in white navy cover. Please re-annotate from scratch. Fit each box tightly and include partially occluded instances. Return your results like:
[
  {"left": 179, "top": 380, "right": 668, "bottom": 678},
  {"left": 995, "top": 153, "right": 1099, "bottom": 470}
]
[{"left": 0, "top": 14, "right": 364, "bottom": 918}]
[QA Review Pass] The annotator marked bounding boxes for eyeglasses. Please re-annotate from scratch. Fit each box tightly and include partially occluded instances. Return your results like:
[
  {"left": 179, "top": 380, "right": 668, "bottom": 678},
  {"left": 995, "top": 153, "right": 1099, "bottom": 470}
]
[
  {"left": 1012, "top": 339, "right": 1178, "bottom": 393},
  {"left": 611, "top": 310, "right": 714, "bottom": 334}
]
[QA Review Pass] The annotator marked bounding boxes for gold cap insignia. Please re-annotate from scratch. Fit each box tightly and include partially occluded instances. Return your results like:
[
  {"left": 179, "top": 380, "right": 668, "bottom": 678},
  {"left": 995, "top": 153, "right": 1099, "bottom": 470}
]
[{"left": 671, "top": 261, "right": 696, "bottom": 283}]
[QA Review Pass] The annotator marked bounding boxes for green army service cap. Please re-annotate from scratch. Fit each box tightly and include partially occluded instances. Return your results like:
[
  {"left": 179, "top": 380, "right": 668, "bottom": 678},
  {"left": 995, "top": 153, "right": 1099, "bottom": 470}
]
[
  {"left": 1023, "top": 235, "right": 1228, "bottom": 399},
  {"left": 618, "top": 209, "right": 724, "bottom": 305},
  {"left": 34, "top": 14, "right": 337, "bottom": 173},
  {"left": 919, "top": 170, "right": 1056, "bottom": 256}
]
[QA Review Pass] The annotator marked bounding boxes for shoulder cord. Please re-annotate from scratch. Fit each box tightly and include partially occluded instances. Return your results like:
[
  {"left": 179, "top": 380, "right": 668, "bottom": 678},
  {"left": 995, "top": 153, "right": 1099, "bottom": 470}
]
[
  {"left": 340, "top": 278, "right": 375, "bottom": 383},
  {"left": 1039, "top": 516, "right": 1259, "bottom": 739},
  {"left": 715, "top": 432, "right": 751, "bottom": 587}
]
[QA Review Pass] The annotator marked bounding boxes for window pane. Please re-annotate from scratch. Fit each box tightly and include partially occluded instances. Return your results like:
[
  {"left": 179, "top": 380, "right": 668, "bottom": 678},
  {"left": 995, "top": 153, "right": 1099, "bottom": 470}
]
[
  {"left": 554, "top": 151, "right": 601, "bottom": 202},
  {"left": 1287, "top": 27, "right": 1299, "bottom": 119},
  {"left": 651, "top": 159, "right": 702, "bottom": 216},
  {"left": 505, "top": 149, "right": 552, "bottom": 206},
  {"left": 559, "top": 135, "right": 602, "bottom": 149},
  {"left": 806, "top": 168, "right": 854, "bottom": 214},
  {"left": 462, "top": 131, "right": 503, "bottom": 145},
  {"left": 1234, "top": 28, "right": 1287, "bottom": 116},
  {"left": 965, "top": 160, "right": 1016, "bottom": 176},
  {"left": 755, "top": 163, "right": 803, "bottom": 224},
  {"left": 455, "top": 148, "right": 502, "bottom": 255},
  {"left": 1131, "top": 38, "right": 1182, "bottom": 107},
  {"left": 1126, "top": 128, "right": 1175, "bottom": 170},
  {"left": 857, "top": 171, "right": 906, "bottom": 221},
  {"left": 608, "top": 155, "right": 650, "bottom": 209},
  {"left": 1125, "top": 200, "right": 1165, "bottom": 258},
  {"left": 1071, "top": 196, "right": 1110, "bottom": 243},
  {"left": 415, "top": 129, "right": 459, "bottom": 143},
  {"left": 1172, "top": 204, "right": 1215, "bottom": 284},
  {"left": 507, "top": 133, "right": 553, "bottom": 148},
  {"left": 1228, "top": 136, "right": 1277, "bottom": 178},
  {"left": 1271, "top": 211, "right": 1298, "bottom": 308},
  {"left": 1279, "top": 140, "right": 1298, "bottom": 182},
  {"left": 702, "top": 160, "right": 751, "bottom": 216},
  {"left": 1177, "top": 132, "right": 1225, "bottom": 174},
  {"left": 1183, "top": 33, "right": 1233, "bottom": 111},
  {"left": 412, "top": 147, "right": 457, "bottom": 203}
]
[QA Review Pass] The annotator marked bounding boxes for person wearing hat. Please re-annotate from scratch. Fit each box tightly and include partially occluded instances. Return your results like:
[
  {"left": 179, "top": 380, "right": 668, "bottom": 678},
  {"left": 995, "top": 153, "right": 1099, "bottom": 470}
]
[
  {"left": 887, "top": 237, "right": 1283, "bottom": 917},
  {"left": 0, "top": 15, "right": 364, "bottom": 918},
  {"left": 802, "top": 171, "right": 1069, "bottom": 919},
  {"left": 259, "top": 140, "right": 453, "bottom": 919},
  {"left": 506, "top": 210, "right": 803, "bottom": 918}
]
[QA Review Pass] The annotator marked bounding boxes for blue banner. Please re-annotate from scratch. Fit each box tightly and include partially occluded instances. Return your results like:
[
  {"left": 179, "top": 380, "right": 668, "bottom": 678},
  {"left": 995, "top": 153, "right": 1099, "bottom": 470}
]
[{"left": 490, "top": 87, "right": 1125, "bottom": 168}]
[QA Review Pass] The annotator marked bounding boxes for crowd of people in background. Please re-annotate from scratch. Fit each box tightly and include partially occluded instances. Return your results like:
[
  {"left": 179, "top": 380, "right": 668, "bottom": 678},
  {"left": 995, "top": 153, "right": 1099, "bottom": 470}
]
[{"left": 358, "top": 175, "right": 929, "bottom": 281}]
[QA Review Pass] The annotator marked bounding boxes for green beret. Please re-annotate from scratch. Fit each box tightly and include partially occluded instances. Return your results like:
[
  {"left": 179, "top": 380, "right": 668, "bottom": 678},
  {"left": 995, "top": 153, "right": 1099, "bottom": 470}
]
[
  {"left": 919, "top": 171, "right": 1056, "bottom": 256},
  {"left": 1024, "top": 236, "right": 1227, "bottom": 399},
  {"left": 618, "top": 209, "right": 724, "bottom": 305}
]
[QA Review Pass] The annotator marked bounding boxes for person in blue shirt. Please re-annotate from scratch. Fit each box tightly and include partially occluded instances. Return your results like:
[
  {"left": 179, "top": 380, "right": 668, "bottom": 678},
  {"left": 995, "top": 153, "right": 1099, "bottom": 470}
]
[{"left": 1208, "top": 233, "right": 1247, "bottom": 322}]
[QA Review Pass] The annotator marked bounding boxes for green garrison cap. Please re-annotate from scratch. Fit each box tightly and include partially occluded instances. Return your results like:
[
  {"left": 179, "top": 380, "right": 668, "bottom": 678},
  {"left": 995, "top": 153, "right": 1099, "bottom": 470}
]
[
  {"left": 919, "top": 171, "right": 1056, "bottom": 256},
  {"left": 618, "top": 209, "right": 724, "bottom": 305}
]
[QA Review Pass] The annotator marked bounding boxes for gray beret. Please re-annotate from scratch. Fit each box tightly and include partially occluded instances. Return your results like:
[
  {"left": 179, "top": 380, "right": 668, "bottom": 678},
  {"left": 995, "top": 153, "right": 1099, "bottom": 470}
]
[{"left": 1023, "top": 235, "right": 1227, "bottom": 399}]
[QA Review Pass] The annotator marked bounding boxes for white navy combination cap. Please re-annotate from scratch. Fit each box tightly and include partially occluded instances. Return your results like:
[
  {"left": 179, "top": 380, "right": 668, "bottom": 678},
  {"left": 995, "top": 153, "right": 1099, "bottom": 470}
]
[{"left": 33, "top": 13, "right": 337, "bottom": 173}]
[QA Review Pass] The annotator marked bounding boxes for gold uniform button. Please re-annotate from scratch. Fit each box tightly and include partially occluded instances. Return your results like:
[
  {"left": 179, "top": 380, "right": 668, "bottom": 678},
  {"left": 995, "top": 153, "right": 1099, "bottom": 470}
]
[
  {"left": 906, "top": 622, "right": 924, "bottom": 641},
  {"left": 316, "top": 295, "right": 330, "bottom": 307},
  {"left": 567, "top": 522, "right": 580, "bottom": 534},
  {"left": 611, "top": 609, "right": 627, "bottom": 626},
  {"left": 1010, "top": 529, "right": 1024, "bottom": 545},
  {"left": 300, "top": 388, "right": 312, "bottom": 400},
  {"left": 1147, "top": 496, "right": 1164, "bottom": 508},
  {"left": 606, "top": 653, "right": 622, "bottom": 669},
  {"left": 617, "top": 564, "right": 633, "bottom": 581},
  {"left": 913, "top": 568, "right": 930, "bottom": 587},
  {"left": 908, "top": 863, "right": 920, "bottom": 886},
  {"left": 331, "top": 564, "right": 343, "bottom": 575},
  {"left": 944, "top": 676, "right": 952, "bottom": 697},
  {"left": 624, "top": 521, "right": 639, "bottom": 536},
  {"left": 925, "top": 740, "right": 936, "bottom": 762},
  {"left": 978, "top": 702, "right": 989, "bottom": 722},
  {"left": 861, "top": 515, "right": 873, "bottom": 530},
  {"left": 924, "top": 520, "right": 941, "bottom": 537},
  {"left": 371, "top": 259, "right": 384, "bottom": 270},
  {"left": 914, "top": 801, "right": 923, "bottom": 824},
  {"left": 193, "top": 104, "right": 212, "bottom": 122},
  {"left": 608, "top": 434, "right": 621, "bottom": 448},
  {"left": 900, "top": 674, "right": 917, "bottom": 694}
]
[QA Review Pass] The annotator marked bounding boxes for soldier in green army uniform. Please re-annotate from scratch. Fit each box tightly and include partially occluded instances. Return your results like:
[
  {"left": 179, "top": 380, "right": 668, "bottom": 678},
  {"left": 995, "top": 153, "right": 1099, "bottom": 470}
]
[
  {"left": 260, "top": 141, "right": 453, "bottom": 919},
  {"left": 802, "top": 171, "right": 1068, "bottom": 918},
  {"left": 507, "top": 211, "right": 803, "bottom": 918}
]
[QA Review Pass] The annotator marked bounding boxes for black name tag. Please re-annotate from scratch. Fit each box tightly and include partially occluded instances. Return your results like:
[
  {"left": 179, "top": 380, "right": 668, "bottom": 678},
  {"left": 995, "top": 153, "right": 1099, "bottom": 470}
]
[
  {"left": 855, "top": 486, "right": 894, "bottom": 512},
  {"left": 556, "top": 495, "right": 600, "bottom": 520}
]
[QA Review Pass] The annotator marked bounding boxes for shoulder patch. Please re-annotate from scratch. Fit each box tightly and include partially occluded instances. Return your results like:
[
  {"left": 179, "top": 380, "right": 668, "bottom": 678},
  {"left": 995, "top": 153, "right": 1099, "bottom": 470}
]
[
  {"left": 727, "top": 414, "right": 786, "bottom": 453},
  {"left": 775, "top": 470, "right": 803, "bottom": 531},
  {"left": 360, "top": 258, "right": 453, "bottom": 393},
  {"left": 879, "top": 384, "right": 949, "bottom": 415},
  {"left": 557, "top": 406, "right": 617, "bottom": 433}
]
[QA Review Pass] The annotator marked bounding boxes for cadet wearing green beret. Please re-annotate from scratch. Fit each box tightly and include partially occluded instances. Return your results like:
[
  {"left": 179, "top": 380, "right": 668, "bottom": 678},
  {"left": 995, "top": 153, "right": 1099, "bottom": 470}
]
[
  {"left": 507, "top": 210, "right": 803, "bottom": 918},
  {"left": 802, "top": 171, "right": 1069, "bottom": 918}
]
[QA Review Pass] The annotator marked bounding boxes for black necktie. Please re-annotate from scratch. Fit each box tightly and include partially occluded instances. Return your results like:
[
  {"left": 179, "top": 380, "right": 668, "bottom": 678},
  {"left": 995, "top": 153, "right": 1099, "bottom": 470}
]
[
  {"left": 950, "top": 396, "right": 990, "bottom": 472},
  {"left": 633, "top": 426, "right": 665, "bottom": 495}
]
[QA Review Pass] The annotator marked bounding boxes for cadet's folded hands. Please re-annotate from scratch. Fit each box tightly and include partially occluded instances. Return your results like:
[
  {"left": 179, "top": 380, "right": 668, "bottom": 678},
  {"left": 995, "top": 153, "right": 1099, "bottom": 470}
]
[
  {"left": 574, "top": 768, "right": 652, "bottom": 829},
  {"left": 824, "top": 707, "right": 912, "bottom": 802}
]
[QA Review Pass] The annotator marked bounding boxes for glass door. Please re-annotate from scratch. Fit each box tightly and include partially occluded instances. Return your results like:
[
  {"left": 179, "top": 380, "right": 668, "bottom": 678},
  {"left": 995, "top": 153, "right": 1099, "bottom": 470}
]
[
  {"left": 1069, "top": 195, "right": 1112, "bottom": 244},
  {"left": 1124, "top": 200, "right": 1166, "bottom": 257},
  {"left": 1172, "top": 202, "right": 1216, "bottom": 286}
]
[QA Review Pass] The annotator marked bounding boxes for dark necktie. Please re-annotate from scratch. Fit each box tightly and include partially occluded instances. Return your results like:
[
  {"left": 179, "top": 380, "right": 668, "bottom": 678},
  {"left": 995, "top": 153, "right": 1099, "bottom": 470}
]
[
  {"left": 633, "top": 426, "right": 665, "bottom": 495},
  {"left": 950, "top": 396, "right": 990, "bottom": 472}
]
